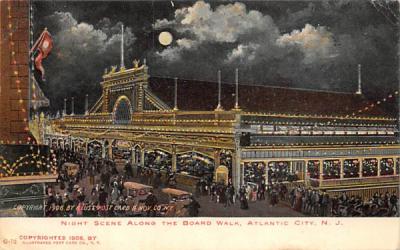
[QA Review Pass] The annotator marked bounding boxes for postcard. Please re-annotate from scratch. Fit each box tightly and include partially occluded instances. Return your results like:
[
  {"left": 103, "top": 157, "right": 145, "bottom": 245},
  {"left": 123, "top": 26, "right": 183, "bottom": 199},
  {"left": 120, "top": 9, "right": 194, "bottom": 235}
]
[{"left": 0, "top": 0, "right": 399, "bottom": 249}]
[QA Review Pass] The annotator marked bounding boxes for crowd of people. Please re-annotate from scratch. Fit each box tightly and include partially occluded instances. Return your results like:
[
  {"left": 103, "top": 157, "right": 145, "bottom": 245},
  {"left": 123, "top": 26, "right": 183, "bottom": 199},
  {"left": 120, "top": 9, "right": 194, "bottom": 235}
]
[
  {"left": 44, "top": 146, "right": 399, "bottom": 217},
  {"left": 288, "top": 186, "right": 399, "bottom": 217},
  {"left": 45, "top": 147, "right": 202, "bottom": 217}
]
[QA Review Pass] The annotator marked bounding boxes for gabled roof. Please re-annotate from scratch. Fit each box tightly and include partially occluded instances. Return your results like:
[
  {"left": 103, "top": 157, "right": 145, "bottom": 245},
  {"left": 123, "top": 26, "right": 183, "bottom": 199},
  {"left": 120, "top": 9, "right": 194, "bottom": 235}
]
[{"left": 148, "top": 77, "right": 395, "bottom": 118}]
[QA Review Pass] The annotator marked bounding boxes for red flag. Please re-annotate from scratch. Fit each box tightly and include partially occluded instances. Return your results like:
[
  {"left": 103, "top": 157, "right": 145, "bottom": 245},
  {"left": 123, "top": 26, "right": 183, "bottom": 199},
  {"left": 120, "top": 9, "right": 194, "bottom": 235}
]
[{"left": 31, "top": 28, "right": 53, "bottom": 80}]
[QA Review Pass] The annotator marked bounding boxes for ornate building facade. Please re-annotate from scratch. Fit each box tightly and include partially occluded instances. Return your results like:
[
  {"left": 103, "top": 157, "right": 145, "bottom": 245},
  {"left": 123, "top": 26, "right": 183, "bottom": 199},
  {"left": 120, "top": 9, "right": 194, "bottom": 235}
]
[{"left": 44, "top": 61, "right": 399, "bottom": 198}]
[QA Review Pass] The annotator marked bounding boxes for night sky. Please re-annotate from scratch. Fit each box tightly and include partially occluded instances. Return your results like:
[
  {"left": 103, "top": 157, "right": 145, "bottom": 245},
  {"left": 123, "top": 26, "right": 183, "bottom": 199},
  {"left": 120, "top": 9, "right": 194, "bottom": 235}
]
[{"left": 32, "top": 0, "right": 399, "bottom": 114}]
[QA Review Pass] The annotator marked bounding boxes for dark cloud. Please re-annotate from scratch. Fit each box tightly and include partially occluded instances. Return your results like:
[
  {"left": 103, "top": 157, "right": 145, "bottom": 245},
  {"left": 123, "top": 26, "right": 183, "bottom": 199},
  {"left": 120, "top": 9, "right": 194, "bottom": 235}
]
[
  {"left": 151, "top": 1, "right": 398, "bottom": 95},
  {"left": 34, "top": 1, "right": 398, "bottom": 114},
  {"left": 40, "top": 11, "right": 135, "bottom": 114}
]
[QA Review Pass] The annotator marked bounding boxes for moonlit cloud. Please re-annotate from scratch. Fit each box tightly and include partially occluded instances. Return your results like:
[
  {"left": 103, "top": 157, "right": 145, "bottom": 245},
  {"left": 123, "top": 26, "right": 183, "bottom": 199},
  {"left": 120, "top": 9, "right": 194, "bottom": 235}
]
[
  {"left": 154, "top": 1, "right": 279, "bottom": 60},
  {"left": 226, "top": 43, "right": 260, "bottom": 63},
  {"left": 277, "top": 24, "right": 338, "bottom": 63}
]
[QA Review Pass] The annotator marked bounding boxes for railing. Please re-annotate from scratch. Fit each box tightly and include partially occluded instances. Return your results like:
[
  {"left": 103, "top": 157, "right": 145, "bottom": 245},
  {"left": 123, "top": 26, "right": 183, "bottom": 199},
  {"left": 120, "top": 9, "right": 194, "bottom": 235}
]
[
  {"left": 53, "top": 111, "right": 237, "bottom": 130},
  {"left": 309, "top": 174, "right": 399, "bottom": 188}
]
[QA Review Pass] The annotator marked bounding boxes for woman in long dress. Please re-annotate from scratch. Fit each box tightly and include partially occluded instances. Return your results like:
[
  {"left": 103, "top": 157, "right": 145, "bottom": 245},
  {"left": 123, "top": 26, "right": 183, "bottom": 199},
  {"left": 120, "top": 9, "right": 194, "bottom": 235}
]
[
  {"left": 239, "top": 187, "right": 249, "bottom": 209},
  {"left": 294, "top": 188, "right": 303, "bottom": 212}
]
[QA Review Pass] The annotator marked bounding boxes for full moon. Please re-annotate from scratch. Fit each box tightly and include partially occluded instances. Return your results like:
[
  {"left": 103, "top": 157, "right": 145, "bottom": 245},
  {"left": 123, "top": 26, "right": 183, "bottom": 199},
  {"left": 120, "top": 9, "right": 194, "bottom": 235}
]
[{"left": 159, "top": 31, "right": 173, "bottom": 46}]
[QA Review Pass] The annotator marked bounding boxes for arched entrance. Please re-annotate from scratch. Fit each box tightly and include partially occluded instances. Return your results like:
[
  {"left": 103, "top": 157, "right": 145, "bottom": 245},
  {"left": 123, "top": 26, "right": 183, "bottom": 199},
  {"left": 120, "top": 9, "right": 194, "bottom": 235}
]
[
  {"left": 113, "top": 96, "right": 132, "bottom": 124},
  {"left": 215, "top": 165, "right": 229, "bottom": 185},
  {"left": 177, "top": 151, "right": 215, "bottom": 179},
  {"left": 112, "top": 140, "right": 132, "bottom": 160},
  {"left": 145, "top": 149, "right": 171, "bottom": 171}
]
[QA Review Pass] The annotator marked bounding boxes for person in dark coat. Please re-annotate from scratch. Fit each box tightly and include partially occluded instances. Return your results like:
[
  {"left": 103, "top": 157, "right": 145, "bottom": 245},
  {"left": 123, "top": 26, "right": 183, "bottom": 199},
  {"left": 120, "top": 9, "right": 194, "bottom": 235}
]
[
  {"left": 184, "top": 197, "right": 201, "bottom": 216},
  {"left": 195, "top": 180, "right": 201, "bottom": 198},
  {"left": 124, "top": 162, "right": 133, "bottom": 178},
  {"left": 153, "top": 172, "right": 162, "bottom": 189},
  {"left": 239, "top": 186, "right": 248, "bottom": 209},
  {"left": 143, "top": 191, "right": 158, "bottom": 217},
  {"left": 136, "top": 165, "right": 142, "bottom": 178},
  {"left": 98, "top": 187, "right": 108, "bottom": 206},
  {"left": 270, "top": 188, "right": 278, "bottom": 207}
]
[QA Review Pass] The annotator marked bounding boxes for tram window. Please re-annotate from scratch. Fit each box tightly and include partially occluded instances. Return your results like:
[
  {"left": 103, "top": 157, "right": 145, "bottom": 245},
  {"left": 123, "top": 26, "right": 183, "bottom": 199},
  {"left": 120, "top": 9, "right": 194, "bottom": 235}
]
[
  {"left": 323, "top": 160, "right": 340, "bottom": 179},
  {"left": 343, "top": 159, "right": 360, "bottom": 178},
  {"left": 244, "top": 162, "right": 266, "bottom": 184},
  {"left": 380, "top": 158, "right": 394, "bottom": 176},
  {"left": 362, "top": 158, "right": 378, "bottom": 177}
]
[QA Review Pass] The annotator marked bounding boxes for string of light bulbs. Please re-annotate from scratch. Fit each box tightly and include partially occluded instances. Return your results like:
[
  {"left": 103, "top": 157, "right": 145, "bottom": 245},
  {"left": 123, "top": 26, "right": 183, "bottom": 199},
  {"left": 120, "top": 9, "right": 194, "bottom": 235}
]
[{"left": 6, "top": 1, "right": 30, "bottom": 145}]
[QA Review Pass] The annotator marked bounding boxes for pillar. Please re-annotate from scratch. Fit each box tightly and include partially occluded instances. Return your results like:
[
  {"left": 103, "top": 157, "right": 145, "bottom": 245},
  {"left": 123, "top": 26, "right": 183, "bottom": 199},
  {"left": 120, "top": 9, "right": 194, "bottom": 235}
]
[
  {"left": 84, "top": 140, "right": 88, "bottom": 155},
  {"left": 213, "top": 149, "right": 220, "bottom": 182},
  {"left": 232, "top": 151, "right": 241, "bottom": 190},
  {"left": 240, "top": 162, "right": 244, "bottom": 186},
  {"left": 289, "top": 161, "right": 293, "bottom": 173},
  {"left": 108, "top": 141, "right": 113, "bottom": 160},
  {"left": 141, "top": 148, "right": 145, "bottom": 168},
  {"left": 340, "top": 159, "right": 344, "bottom": 179},
  {"left": 359, "top": 158, "right": 363, "bottom": 178},
  {"left": 171, "top": 145, "right": 177, "bottom": 172},
  {"left": 101, "top": 141, "right": 106, "bottom": 158},
  {"left": 394, "top": 159, "right": 397, "bottom": 175},
  {"left": 265, "top": 161, "right": 269, "bottom": 184},
  {"left": 377, "top": 157, "right": 381, "bottom": 177},
  {"left": 214, "top": 149, "right": 221, "bottom": 167},
  {"left": 233, "top": 133, "right": 242, "bottom": 190},
  {"left": 319, "top": 159, "right": 323, "bottom": 186},
  {"left": 132, "top": 147, "right": 137, "bottom": 164}
]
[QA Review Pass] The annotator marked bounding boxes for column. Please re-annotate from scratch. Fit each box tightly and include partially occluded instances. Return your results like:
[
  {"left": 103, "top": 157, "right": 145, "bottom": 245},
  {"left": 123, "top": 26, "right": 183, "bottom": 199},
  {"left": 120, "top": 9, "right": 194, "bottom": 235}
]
[
  {"left": 131, "top": 147, "right": 136, "bottom": 165},
  {"left": 214, "top": 149, "right": 221, "bottom": 167},
  {"left": 289, "top": 161, "right": 293, "bottom": 174},
  {"left": 240, "top": 162, "right": 244, "bottom": 186},
  {"left": 340, "top": 159, "right": 344, "bottom": 179},
  {"left": 108, "top": 142, "right": 113, "bottom": 160},
  {"left": 319, "top": 160, "right": 323, "bottom": 186},
  {"left": 359, "top": 158, "right": 363, "bottom": 178},
  {"left": 84, "top": 140, "right": 88, "bottom": 155},
  {"left": 394, "top": 159, "right": 397, "bottom": 175},
  {"left": 213, "top": 149, "right": 221, "bottom": 182},
  {"left": 265, "top": 161, "right": 269, "bottom": 184},
  {"left": 377, "top": 157, "right": 381, "bottom": 177},
  {"left": 232, "top": 151, "right": 241, "bottom": 190},
  {"left": 101, "top": 145, "right": 106, "bottom": 158},
  {"left": 141, "top": 148, "right": 145, "bottom": 168},
  {"left": 171, "top": 145, "right": 177, "bottom": 172},
  {"left": 233, "top": 133, "right": 242, "bottom": 190}
]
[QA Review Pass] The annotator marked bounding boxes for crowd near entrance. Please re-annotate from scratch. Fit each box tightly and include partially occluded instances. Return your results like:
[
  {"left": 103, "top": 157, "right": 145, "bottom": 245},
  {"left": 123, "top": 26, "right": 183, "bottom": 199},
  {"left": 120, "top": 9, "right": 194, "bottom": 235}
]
[{"left": 44, "top": 136, "right": 399, "bottom": 217}]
